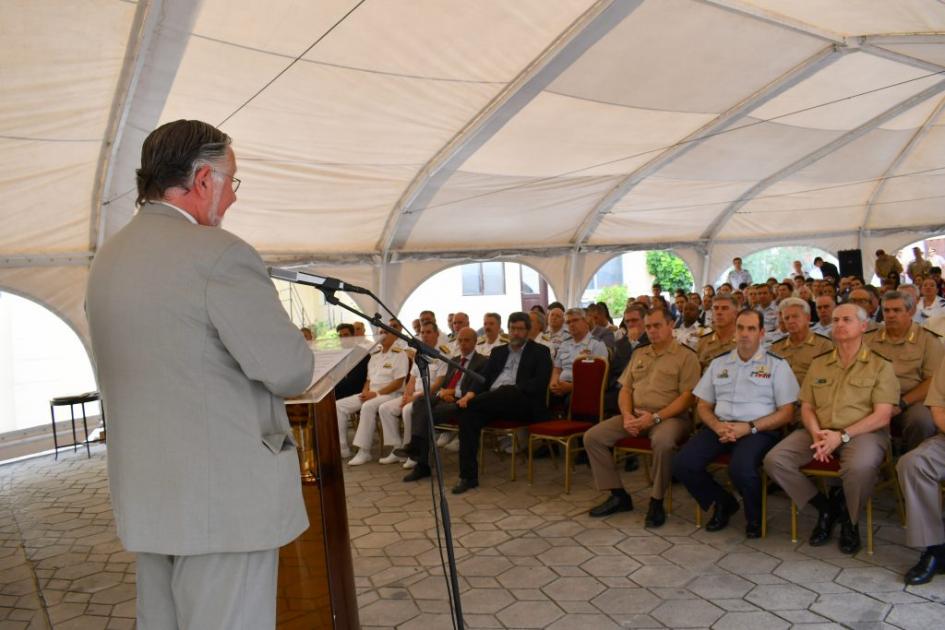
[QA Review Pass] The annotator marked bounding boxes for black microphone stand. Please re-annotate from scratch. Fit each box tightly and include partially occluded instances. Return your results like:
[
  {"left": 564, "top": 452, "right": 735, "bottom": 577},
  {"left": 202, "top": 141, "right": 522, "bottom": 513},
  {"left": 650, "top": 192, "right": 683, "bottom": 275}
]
[{"left": 317, "top": 286, "right": 481, "bottom": 630}]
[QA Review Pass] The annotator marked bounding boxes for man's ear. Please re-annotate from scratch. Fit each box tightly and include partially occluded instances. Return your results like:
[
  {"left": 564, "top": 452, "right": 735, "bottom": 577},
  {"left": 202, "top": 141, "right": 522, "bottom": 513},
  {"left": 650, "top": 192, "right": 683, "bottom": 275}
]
[{"left": 192, "top": 165, "right": 213, "bottom": 198}]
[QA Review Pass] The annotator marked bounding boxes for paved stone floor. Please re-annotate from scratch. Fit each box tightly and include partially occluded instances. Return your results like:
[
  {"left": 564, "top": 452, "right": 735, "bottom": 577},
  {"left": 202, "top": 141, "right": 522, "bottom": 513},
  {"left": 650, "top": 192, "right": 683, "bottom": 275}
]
[{"left": 1, "top": 443, "right": 944, "bottom": 629}]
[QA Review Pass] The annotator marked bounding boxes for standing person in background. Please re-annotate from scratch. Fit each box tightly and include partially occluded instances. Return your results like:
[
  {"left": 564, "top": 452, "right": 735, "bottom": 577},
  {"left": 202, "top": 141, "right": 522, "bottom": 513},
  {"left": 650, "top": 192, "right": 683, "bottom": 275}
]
[
  {"left": 813, "top": 256, "right": 840, "bottom": 284},
  {"left": 874, "top": 249, "right": 903, "bottom": 283},
  {"left": 727, "top": 257, "right": 752, "bottom": 289},
  {"left": 86, "top": 120, "right": 315, "bottom": 629}
]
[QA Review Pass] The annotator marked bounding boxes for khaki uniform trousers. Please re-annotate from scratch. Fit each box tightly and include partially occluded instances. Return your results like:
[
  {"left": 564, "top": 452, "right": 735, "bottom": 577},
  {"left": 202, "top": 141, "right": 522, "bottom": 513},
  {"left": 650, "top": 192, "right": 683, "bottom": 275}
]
[
  {"left": 136, "top": 548, "right": 278, "bottom": 630},
  {"left": 584, "top": 414, "right": 690, "bottom": 499},
  {"left": 897, "top": 434, "right": 945, "bottom": 548},
  {"left": 896, "top": 403, "right": 936, "bottom": 453},
  {"left": 764, "top": 428, "right": 889, "bottom": 524}
]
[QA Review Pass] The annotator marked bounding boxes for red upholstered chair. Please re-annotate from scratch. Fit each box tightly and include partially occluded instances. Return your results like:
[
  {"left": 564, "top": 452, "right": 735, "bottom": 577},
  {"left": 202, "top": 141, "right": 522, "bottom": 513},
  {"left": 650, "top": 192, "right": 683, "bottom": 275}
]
[
  {"left": 527, "top": 356, "right": 609, "bottom": 493},
  {"left": 788, "top": 451, "right": 903, "bottom": 554},
  {"left": 613, "top": 432, "right": 689, "bottom": 515}
]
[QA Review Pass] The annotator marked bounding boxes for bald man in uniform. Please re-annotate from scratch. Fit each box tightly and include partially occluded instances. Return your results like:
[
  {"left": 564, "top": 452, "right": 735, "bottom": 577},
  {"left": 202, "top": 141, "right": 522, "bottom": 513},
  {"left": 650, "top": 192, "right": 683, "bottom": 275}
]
[
  {"left": 584, "top": 308, "right": 700, "bottom": 527},
  {"left": 866, "top": 290, "right": 944, "bottom": 452},
  {"left": 764, "top": 304, "right": 899, "bottom": 554}
]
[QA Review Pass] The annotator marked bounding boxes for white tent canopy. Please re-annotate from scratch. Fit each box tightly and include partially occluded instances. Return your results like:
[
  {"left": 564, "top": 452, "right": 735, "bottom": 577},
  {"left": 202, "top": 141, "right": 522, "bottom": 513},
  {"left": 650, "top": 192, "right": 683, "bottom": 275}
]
[{"left": 3, "top": 0, "right": 945, "bottom": 349}]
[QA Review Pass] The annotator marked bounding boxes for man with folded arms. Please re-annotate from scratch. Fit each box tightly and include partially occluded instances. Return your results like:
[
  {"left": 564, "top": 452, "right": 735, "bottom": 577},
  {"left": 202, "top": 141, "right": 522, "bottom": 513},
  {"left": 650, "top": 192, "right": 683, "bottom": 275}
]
[
  {"left": 897, "top": 355, "right": 945, "bottom": 584},
  {"left": 764, "top": 304, "right": 899, "bottom": 554},
  {"left": 584, "top": 308, "right": 700, "bottom": 526},
  {"left": 675, "top": 309, "right": 798, "bottom": 538}
]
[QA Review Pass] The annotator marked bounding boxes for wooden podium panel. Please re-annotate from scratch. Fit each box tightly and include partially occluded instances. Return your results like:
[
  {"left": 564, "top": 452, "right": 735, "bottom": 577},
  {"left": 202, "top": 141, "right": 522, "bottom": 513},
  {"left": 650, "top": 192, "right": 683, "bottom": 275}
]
[{"left": 279, "top": 391, "right": 359, "bottom": 629}]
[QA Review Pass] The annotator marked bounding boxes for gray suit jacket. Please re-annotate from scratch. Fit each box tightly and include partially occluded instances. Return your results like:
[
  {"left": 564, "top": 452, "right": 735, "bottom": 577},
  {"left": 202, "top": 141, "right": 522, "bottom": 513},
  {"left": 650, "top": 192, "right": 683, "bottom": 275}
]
[{"left": 86, "top": 203, "right": 314, "bottom": 555}]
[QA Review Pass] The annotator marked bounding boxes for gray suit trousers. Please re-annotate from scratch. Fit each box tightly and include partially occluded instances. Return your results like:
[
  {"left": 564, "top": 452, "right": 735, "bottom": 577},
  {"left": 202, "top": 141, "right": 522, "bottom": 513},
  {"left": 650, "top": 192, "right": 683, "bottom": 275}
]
[
  {"left": 137, "top": 549, "right": 278, "bottom": 630},
  {"left": 584, "top": 414, "right": 690, "bottom": 499},
  {"left": 764, "top": 428, "right": 889, "bottom": 524},
  {"left": 897, "top": 434, "right": 945, "bottom": 548}
]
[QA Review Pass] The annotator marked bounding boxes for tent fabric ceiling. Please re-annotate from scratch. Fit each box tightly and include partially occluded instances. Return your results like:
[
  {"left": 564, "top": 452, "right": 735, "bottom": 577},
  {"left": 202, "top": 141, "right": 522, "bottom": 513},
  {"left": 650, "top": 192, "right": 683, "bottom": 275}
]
[{"left": 2, "top": 0, "right": 945, "bottom": 345}]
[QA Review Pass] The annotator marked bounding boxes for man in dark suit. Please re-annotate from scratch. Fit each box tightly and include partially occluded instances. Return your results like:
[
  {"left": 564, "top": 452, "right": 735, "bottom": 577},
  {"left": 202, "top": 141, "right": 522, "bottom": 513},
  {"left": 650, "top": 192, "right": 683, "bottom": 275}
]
[
  {"left": 452, "top": 312, "right": 553, "bottom": 494},
  {"left": 395, "top": 327, "right": 487, "bottom": 481},
  {"left": 814, "top": 256, "right": 840, "bottom": 284}
]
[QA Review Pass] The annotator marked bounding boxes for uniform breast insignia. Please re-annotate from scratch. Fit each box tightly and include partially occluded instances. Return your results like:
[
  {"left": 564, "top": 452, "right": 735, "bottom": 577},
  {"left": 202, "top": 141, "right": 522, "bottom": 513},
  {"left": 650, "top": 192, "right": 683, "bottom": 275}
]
[
  {"left": 718, "top": 369, "right": 729, "bottom": 379},
  {"left": 750, "top": 365, "right": 771, "bottom": 379},
  {"left": 383, "top": 362, "right": 393, "bottom": 369}
]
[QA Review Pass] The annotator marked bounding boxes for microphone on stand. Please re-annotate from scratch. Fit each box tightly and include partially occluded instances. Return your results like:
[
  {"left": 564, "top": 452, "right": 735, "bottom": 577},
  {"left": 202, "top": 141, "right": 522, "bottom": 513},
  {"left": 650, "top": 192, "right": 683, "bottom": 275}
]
[{"left": 268, "top": 267, "right": 371, "bottom": 295}]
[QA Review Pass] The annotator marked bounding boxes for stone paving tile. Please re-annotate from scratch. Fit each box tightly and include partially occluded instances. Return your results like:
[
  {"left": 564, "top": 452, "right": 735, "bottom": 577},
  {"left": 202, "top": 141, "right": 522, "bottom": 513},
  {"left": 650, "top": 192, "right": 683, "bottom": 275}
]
[{"left": 3, "top": 447, "right": 945, "bottom": 629}]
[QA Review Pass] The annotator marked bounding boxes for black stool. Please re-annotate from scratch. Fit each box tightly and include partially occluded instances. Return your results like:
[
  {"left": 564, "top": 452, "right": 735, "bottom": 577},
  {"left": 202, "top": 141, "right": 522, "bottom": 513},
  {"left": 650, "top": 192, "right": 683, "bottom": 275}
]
[{"left": 49, "top": 391, "right": 104, "bottom": 459}]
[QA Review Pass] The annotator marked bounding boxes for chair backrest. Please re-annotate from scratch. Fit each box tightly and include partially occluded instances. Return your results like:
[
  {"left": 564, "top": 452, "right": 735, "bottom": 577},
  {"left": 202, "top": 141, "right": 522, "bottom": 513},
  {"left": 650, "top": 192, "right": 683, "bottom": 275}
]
[{"left": 569, "top": 356, "right": 609, "bottom": 422}]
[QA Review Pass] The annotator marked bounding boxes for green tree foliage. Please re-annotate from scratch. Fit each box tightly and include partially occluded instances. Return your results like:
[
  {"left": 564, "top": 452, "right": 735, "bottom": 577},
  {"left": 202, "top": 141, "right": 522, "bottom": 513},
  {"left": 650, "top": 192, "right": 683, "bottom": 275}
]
[
  {"left": 596, "top": 284, "right": 629, "bottom": 320},
  {"left": 645, "top": 251, "right": 694, "bottom": 293}
]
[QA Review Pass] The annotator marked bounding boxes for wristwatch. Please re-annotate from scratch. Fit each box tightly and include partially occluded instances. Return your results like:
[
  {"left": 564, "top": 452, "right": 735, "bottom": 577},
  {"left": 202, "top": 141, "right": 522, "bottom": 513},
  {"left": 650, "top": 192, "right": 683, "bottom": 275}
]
[
  {"left": 652, "top": 413, "right": 662, "bottom": 425},
  {"left": 748, "top": 421, "right": 758, "bottom": 435},
  {"left": 840, "top": 430, "right": 851, "bottom": 444}
]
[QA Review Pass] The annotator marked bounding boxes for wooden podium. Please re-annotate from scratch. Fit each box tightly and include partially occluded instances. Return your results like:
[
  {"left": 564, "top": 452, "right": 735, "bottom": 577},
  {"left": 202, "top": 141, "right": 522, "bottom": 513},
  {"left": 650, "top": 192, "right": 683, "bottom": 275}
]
[{"left": 279, "top": 338, "right": 372, "bottom": 629}]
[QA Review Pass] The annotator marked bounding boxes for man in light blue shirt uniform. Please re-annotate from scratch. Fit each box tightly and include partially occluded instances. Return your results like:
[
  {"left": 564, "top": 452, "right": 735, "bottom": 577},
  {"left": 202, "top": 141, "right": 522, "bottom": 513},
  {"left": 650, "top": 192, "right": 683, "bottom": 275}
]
[
  {"left": 673, "top": 309, "right": 799, "bottom": 538},
  {"left": 550, "top": 307, "right": 608, "bottom": 400}
]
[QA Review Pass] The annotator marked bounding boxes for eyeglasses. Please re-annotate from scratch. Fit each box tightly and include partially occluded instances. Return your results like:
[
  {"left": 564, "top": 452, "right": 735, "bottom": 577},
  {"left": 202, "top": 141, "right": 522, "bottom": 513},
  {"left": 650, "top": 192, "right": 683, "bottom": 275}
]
[{"left": 213, "top": 169, "right": 241, "bottom": 193}]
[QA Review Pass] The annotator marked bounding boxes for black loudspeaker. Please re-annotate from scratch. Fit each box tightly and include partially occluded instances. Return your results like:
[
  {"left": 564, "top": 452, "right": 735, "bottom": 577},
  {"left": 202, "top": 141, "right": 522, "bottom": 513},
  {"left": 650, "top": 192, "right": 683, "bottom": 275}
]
[{"left": 838, "top": 248, "right": 864, "bottom": 279}]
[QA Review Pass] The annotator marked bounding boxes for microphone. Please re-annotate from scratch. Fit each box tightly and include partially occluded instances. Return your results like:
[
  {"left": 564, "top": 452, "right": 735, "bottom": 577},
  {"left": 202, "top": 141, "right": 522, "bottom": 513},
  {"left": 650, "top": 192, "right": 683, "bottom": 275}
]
[{"left": 268, "top": 267, "right": 371, "bottom": 295}]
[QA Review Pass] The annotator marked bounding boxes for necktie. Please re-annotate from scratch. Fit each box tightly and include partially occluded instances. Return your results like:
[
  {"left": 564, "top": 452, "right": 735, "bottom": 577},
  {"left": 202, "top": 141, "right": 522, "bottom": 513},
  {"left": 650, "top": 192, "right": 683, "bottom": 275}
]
[{"left": 446, "top": 357, "right": 467, "bottom": 390}]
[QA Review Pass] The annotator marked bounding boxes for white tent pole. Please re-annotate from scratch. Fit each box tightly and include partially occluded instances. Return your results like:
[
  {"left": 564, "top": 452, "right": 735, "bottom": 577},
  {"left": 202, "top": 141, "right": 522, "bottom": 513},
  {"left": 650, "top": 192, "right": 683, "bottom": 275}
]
[
  {"left": 89, "top": 0, "right": 160, "bottom": 252},
  {"left": 697, "top": 0, "right": 843, "bottom": 43},
  {"left": 702, "top": 77, "right": 945, "bottom": 242},
  {"left": 570, "top": 44, "right": 841, "bottom": 248},
  {"left": 375, "top": 0, "right": 637, "bottom": 261},
  {"left": 861, "top": 94, "right": 945, "bottom": 229},
  {"left": 859, "top": 39, "right": 945, "bottom": 74}
]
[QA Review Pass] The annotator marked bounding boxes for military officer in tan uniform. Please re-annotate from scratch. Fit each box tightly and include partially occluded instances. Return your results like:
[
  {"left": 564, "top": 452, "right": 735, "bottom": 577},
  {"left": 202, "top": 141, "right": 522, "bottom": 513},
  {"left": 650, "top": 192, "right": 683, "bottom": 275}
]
[
  {"left": 770, "top": 297, "right": 834, "bottom": 387},
  {"left": 764, "top": 304, "right": 899, "bottom": 555},
  {"left": 866, "top": 290, "right": 944, "bottom": 452},
  {"left": 697, "top": 294, "right": 738, "bottom": 370},
  {"left": 477, "top": 312, "right": 509, "bottom": 356},
  {"left": 585, "top": 308, "right": 701, "bottom": 527},
  {"left": 897, "top": 354, "right": 945, "bottom": 584}
]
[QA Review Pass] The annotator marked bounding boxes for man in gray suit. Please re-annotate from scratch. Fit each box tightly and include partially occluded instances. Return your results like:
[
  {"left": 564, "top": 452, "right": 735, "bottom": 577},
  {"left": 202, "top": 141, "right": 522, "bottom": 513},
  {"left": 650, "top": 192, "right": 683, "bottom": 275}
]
[{"left": 86, "top": 120, "right": 315, "bottom": 629}]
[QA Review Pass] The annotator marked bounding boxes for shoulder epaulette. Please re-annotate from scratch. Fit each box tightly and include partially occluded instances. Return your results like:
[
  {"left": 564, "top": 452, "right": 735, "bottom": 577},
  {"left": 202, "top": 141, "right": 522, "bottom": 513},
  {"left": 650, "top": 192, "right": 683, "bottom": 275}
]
[
  {"left": 709, "top": 349, "right": 730, "bottom": 362},
  {"left": 870, "top": 349, "right": 892, "bottom": 362},
  {"left": 476, "top": 337, "right": 486, "bottom": 345},
  {"left": 391, "top": 346, "right": 402, "bottom": 353},
  {"left": 814, "top": 332, "right": 832, "bottom": 341},
  {"left": 925, "top": 328, "right": 942, "bottom": 338},
  {"left": 864, "top": 327, "right": 879, "bottom": 336},
  {"left": 499, "top": 333, "right": 510, "bottom": 341},
  {"left": 766, "top": 351, "right": 788, "bottom": 362},
  {"left": 699, "top": 331, "right": 715, "bottom": 339},
  {"left": 769, "top": 335, "right": 788, "bottom": 347},
  {"left": 438, "top": 344, "right": 450, "bottom": 353},
  {"left": 812, "top": 349, "right": 834, "bottom": 359},
  {"left": 679, "top": 343, "right": 697, "bottom": 353},
  {"left": 370, "top": 347, "right": 381, "bottom": 354},
  {"left": 636, "top": 339, "right": 652, "bottom": 349}
]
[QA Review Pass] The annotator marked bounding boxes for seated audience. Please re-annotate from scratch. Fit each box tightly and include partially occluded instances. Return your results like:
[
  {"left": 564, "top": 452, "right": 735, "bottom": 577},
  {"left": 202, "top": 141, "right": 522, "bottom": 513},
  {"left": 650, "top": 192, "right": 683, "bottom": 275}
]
[
  {"left": 764, "top": 304, "right": 898, "bottom": 554},
  {"left": 674, "top": 309, "right": 797, "bottom": 538},
  {"left": 585, "top": 308, "right": 700, "bottom": 526}
]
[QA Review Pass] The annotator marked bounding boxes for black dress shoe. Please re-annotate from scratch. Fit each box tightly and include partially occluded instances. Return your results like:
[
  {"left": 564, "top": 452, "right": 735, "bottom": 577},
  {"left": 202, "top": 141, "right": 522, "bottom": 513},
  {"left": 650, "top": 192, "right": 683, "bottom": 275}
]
[
  {"left": 809, "top": 507, "right": 839, "bottom": 547},
  {"left": 645, "top": 499, "right": 666, "bottom": 528},
  {"left": 705, "top": 493, "right": 740, "bottom": 532},
  {"left": 451, "top": 478, "right": 479, "bottom": 495},
  {"left": 393, "top": 443, "right": 416, "bottom": 459},
  {"left": 589, "top": 494, "right": 633, "bottom": 518},
  {"left": 745, "top": 521, "right": 762, "bottom": 539},
  {"left": 905, "top": 551, "right": 945, "bottom": 586},
  {"left": 403, "top": 466, "right": 431, "bottom": 482},
  {"left": 838, "top": 520, "right": 861, "bottom": 555}
]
